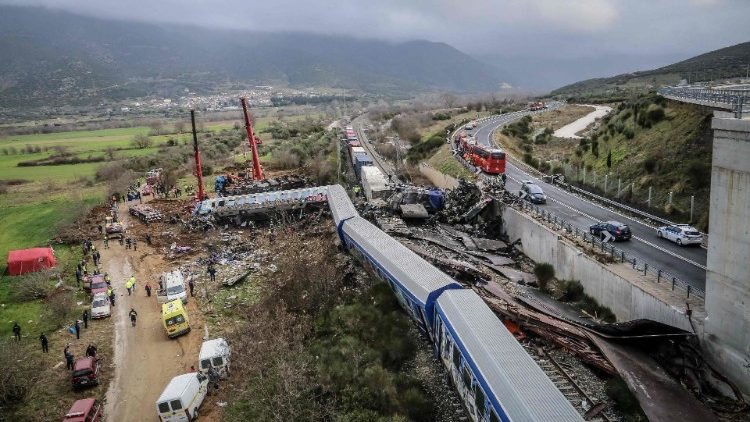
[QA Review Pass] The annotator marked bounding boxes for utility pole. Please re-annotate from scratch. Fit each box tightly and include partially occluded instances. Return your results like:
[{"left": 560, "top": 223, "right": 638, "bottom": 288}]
[
  {"left": 604, "top": 174, "right": 608, "bottom": 194},
  {"left": 647, "top": 186, "right": 652, "bottom": 208}
]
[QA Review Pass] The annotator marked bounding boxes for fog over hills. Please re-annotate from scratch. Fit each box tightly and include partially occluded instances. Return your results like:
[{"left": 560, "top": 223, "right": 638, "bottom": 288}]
[{"left": 0, "top": 6, "right": 508, "bottom": 107}]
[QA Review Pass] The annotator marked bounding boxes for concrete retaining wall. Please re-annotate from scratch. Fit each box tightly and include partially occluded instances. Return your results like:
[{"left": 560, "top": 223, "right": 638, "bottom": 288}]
[{"left": 502, "top": 206, "right": 700, "bottom": 334}]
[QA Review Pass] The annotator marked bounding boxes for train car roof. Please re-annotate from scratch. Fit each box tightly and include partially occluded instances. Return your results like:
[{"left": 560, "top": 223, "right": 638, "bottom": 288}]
[
  {"left": 436, "top": 289, "right": 583, "bottom": 422},
  {"left": 327, "top": 184, "right": 358, "bottom": 225},
  {"left": 342, "top": 216, "right": 460, "bottom": 305}
]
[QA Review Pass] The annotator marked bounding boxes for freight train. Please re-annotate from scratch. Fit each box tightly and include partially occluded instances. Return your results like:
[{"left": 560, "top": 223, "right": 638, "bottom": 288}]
[
  {"left": 454, "top": 134, "right": 507, "bottom": 175},
  {"left": 327, "top": 185, "right": 583, "bottom": 422}
]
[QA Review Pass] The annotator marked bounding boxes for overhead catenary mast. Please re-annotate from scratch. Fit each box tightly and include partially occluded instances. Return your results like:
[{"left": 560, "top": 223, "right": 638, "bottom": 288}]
[{"left": 240, "top": 97, "right": 264, "bottom": 181}]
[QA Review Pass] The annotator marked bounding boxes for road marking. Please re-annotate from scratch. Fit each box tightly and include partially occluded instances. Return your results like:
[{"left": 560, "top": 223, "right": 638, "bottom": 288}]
[{"left": 506, "top": 172, "right": 708, "bottom": 271}]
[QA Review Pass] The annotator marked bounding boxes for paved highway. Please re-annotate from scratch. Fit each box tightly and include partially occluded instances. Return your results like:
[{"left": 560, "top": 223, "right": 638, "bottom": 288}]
[{"left": 470, "top": 110, "right": 708, "bottom": 292}]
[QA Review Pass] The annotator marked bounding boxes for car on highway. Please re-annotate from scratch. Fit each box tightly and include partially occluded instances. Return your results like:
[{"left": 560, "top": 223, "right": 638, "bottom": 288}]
[
  {"left": 90, "top": 292, "right": 111, "bottom": 319},
  {"left": 590, "top": 221, "right": 632, "bottom": 241},
  {"left": 657, "top": 224, "right": 703, "bottom": 246},
  {"left": 519, "top": 181, "right": 547, "bottom": 204}
]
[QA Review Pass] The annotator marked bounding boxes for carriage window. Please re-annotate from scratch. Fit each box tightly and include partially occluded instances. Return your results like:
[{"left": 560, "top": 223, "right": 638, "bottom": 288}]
[
  {"left": 462, "top": 365, "right": 472, "bottom": 390},
  {"left": 490, "top": 409, "right": 501, "bottom": 422},
  {"left": 452, "top": 344, "right": 461, "bottom": 369},
  {"left": 475, "top": 384, "right": 486, "bottom": 416},
  {"left": 490, "top": 152, "right": 505, "bottom": 159}
]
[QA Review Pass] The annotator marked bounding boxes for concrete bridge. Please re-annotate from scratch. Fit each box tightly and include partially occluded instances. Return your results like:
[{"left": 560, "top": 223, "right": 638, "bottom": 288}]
[{"left": 659, "top": 86, "right": 749, "bottom": 118}]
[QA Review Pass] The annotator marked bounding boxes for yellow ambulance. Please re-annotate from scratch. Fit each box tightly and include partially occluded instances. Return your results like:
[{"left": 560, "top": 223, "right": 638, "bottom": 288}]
[{"left": 162, "top": 299, "right": 190, "bottom": 338}]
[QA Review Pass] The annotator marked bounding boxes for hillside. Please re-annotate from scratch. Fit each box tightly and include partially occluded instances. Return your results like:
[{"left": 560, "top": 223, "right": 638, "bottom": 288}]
[
  {"left": 0, "top": 6, "right": 505, "bottom": 107},
  {"left": 497, "top": 96, "right": 713, "bottom": 229},
  {"left": 551, "top": 41, "right": 750, "bottom": 100}
]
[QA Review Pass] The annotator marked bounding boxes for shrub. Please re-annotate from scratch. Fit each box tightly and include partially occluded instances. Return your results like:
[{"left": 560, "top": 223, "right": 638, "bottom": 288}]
[
  {"left": 538, "top": 161, "right": 551, "bottom": 173},
  {"left": 591, "top": 140, "right": 599, "bottom": 158},
  {"left": 131, "top": 133, "right": 152, "bottom": 149},
  {"left": 623, "top": 128, "right": 635, "bottom": 139},
  {"left": 557, "top": 279, "right": 585, "bottom": 302},
  {"left": 643, "top": 156, "right": 657, "bottom": 173},
  {"left": 431, "top": 112, "right": 450, "bottom": 121},
  {"left": 406, "top": 135, "right": 444, "bottom": 163},
  {"left": 646, "top": 105, "right": 666, "bottom": 124},
  {"left": 533, "top": 263, "right": 555, "bottom": 291}
]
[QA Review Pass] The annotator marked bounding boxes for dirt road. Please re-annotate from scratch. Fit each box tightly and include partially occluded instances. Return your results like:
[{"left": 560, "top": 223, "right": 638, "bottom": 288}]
[{"left": 101, "top": 207, "right": 205, "bottom": 422}]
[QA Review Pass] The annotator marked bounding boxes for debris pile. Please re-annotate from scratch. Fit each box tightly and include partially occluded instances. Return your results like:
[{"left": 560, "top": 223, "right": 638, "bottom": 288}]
[
  {"left": 217, "top": 174, "right": 309, "bottom": 196},
  {"left": 129, "top": 204, "right": 164, "bottom": 223}
]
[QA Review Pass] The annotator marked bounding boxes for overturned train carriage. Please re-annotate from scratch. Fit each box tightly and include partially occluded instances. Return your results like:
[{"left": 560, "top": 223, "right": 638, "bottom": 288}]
[{"left": 326, "top": 185, "right": 583, "bottom": 422}]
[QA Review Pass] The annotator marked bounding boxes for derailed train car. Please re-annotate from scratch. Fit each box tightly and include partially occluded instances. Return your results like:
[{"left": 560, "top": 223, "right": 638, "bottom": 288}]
[{"left": 327, "top": 184, "right": 582, "bottom": 422}]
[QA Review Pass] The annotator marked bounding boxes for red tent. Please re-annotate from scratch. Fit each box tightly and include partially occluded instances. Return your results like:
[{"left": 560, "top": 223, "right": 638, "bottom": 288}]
[{"left": 7, "top": 247, "right": 56, "bottom": 276}]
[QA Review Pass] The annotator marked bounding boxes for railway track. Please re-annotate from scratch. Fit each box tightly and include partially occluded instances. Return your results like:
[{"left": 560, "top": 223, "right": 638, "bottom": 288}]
[
  {"left": 523, "top": 344, "right": 611, "bottom": 421},
  {"left": 351, "top": 117, "right": 400, "bottom": 182}
]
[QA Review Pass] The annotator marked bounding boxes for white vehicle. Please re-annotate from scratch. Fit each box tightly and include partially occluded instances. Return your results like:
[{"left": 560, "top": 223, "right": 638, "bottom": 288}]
[
  {"left": 155, "top": 373, "right": 208, "bottom": 422},
  {"left": 90, "top": 292, "right": 111, "bottom": 319},
  {"left": 656, "top": 224, "right": 703, "bottom": 246},
  {"left": 464, "top": 123, "right": 475, "bottom": 130},
  {"left": 199, "top": 338, "right": 231, "bottom": 378},
  {"left": 157, "top": 270, "right": 188, "bottom": 305}
]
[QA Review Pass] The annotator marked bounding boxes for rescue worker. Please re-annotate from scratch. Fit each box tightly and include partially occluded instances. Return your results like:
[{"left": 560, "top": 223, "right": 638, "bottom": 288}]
[
  {"left": 128, "top": 275, "right": 136, "bottom": 293},
  {"left": 109, "top": 290, "right": 116, "bottom": 307},
  {"left": 133, "top": 239, "right": 137, "bottom": 251},
  {"left": 207, "top": 265, "right": 217, "bottom": 283},
  {"left": 103, "top": 235, "right": 109, "bottom": 249},
  {"left": 64, "top": 345, "right": 74, "bottom": 370},
  {"left": 39, "top": 333, "right": 48, "bottom": 353},
  {"left": 125, "top": 278, "right": 133, "bottom": 296},
  {"left": 82, "top": 310, "right": 89, "bottom": 329},
  {"left": 145, "top": 283, "right": 152, "bottom": 297},
  {"left": 75, "top": 267, "right": 82, "bottom": 287},
  {"left": 104, "top": 273, "right": 112, "bottom": 286},
  {"left": 129, "top": 308, "right": 138, "bottom": 327},
  {"left": 12, "top": 322, "right": 21, "bottom": 341}
]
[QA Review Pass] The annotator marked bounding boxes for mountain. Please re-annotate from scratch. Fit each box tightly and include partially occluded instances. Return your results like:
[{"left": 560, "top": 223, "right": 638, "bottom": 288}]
[
  {"left": 551, "top": 41, "right": 750, "bottom": 99},
  {"left": 0, "top": 6, "right": 506, "bottom": 107}
]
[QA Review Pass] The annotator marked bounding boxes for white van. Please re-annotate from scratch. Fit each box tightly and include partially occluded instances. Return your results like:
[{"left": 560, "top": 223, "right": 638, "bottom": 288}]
[
  {"left": 157, "top": 270, "right": 188, "bottom": 305},
  {"left": 199, "top": 338, "right": 231, "bottom": 378},
  {"left": 155, "top": 373, "right": 208, "bottom": 422}
]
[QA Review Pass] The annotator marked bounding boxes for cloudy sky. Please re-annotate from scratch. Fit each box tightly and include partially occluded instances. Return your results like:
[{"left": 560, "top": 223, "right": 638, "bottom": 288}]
[{"left": 3, "top": 0, "right": 750, "bottom": 87}]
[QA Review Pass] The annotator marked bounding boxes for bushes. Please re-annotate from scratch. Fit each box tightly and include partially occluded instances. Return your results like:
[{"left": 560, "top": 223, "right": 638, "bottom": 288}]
[
  {"left": 646, "top": 105, "right": 666, "bottom": 124},
  {"left": 406, "top": 135, "right": 444, "bottom": 163},
  {"left": 555, "top": 280, "right": 616, "bottom": 323},
  {"left": 643, "top": 156, "right": 658, "bottom": 173},
  {"left": 131, "top": 133, "right": 152, "bottom": 149},
  {"left": 533, "top": 263, "right": 555, "bottom": 291}
]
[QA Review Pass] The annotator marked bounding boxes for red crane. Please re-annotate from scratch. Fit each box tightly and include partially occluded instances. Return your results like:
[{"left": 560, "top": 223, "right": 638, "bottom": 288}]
[
  {"left": 240, "top": 97, "right": 264, "bottom": 181},
  {"left": 190, "top": 109, "right": 206, "bottom": 201}
]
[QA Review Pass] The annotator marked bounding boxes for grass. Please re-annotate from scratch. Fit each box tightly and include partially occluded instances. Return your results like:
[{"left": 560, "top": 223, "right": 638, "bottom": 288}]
[{"left": 425, "top": 144, "right": 475, "bottom": 180}]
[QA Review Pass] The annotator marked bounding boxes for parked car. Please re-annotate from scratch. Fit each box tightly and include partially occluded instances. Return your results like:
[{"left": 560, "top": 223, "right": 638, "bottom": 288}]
[
  {"left": 657, "top": 224, "right": 703, "bottom": 246},
  {"left": 589, "top": 221, "right": 632, "bottom": 241},
  {"left": 90, "top": 278, "right": 108, "bottom": 298},
  {"left": 90, "top": 292, "right": 111, "bottom": 319},
  {"left": 62, "top": 398, "right": 102, "bottom": 422},
  {"left": 156, "top": 373, "right": 209, "bottom": 422},
  {"left": 83, "top": 274, "right": 105, "bottom": 292},
  {"left": 520, "top": 181, "right": 547, "bottom": 204},
  {"left": 199, "top": 338, "right": 231, "bottom": 378},
  {"left": 72, "top": 357, "right": 100, "bottom": 389}
]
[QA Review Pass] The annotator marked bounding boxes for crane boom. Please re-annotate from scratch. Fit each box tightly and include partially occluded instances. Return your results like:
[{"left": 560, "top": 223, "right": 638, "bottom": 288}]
[
  {"left": 190, "top": 109, "right": 206, "bottom": 201},
  {"left": 240, "top": 97, "right": 264, "bottom": 181}
]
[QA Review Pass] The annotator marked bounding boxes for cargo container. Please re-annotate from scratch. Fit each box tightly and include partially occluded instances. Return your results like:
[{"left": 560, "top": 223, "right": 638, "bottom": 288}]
[
  {"left": 361, "top": 166, "right": 391, "bottom": 201},
  {"left": 354, "top": 154, "right": 374, "bottom": 179}
]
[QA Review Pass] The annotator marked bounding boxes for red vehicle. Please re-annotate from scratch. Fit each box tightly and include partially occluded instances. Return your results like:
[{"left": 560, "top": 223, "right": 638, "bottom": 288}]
[
  {"left": 83, "top": 274, "right": 105, "bottom": 292},
  {"left": 89, "top": 277, "right": 108, "bottom": 298},
  {"left": 455, "top": 135, "right": 506, "bottom": 174},
  {"left": 62, "top": 398, "right": 102, "bottom": 422},
  {"left": 72, "top": 357, "right": 101, "bottom": 389}
]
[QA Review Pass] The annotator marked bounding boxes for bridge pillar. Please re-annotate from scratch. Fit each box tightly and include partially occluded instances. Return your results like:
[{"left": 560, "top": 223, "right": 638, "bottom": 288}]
[{"left": 704, "top": 113, "right": 750, "bottom": 397}]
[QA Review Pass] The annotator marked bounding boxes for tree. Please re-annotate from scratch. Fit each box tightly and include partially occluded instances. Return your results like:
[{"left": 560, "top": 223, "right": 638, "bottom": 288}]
[
  {"left": 174, "top": 121, "right": 185, "bottom": 134},
  {"left": 606, "top": 150, "right": 612, "bottom": 169},
  {"left": 533, "top": 263, "right": 555, "bottom": 291},
  {"left": 131, "top": 134, "right": 152, "bottom": 149}
]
